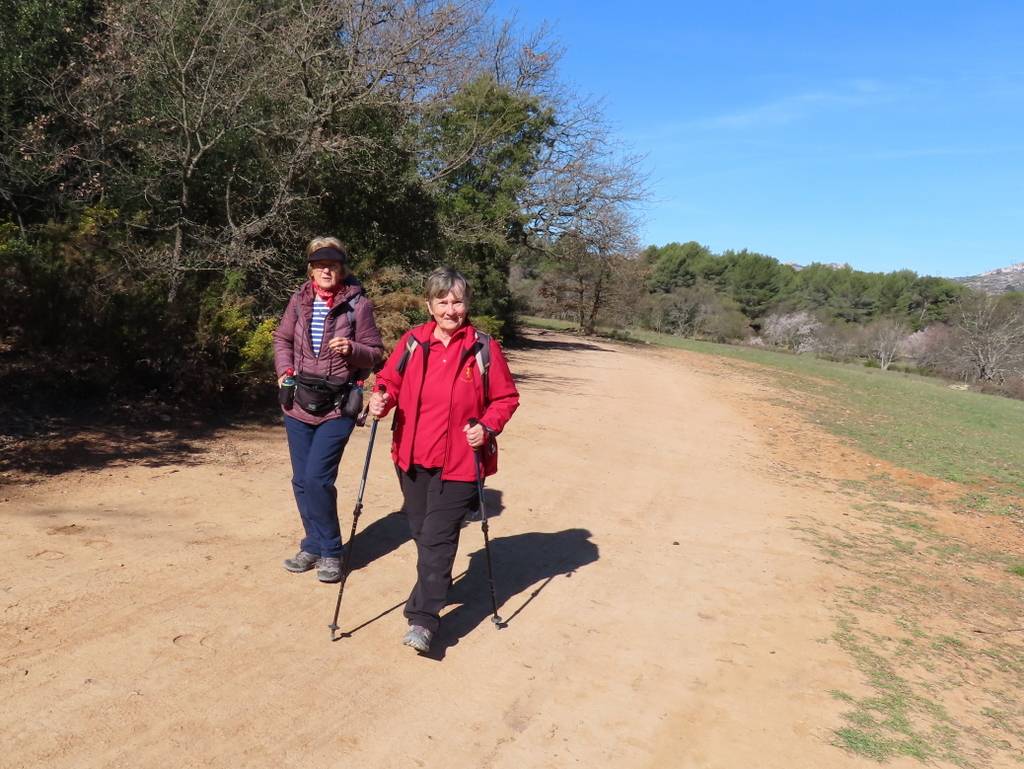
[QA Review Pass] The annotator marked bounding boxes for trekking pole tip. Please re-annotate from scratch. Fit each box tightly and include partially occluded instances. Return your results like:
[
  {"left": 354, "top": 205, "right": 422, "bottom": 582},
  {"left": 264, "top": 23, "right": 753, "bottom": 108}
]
[{"left": 491, "top": 615, "right": 504, "bottom": 628}]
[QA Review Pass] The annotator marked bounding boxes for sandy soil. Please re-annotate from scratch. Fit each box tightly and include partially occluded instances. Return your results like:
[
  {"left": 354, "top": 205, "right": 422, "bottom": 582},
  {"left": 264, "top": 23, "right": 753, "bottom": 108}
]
[{"left": 0, "top": 330, "right": 950, "bottom": 768}]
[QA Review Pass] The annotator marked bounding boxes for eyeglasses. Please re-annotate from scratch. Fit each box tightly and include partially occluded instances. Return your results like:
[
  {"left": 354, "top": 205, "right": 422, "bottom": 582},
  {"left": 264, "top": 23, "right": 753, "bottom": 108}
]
[{"left": 310, "top": 262, "right": 342, "bottom": 272}]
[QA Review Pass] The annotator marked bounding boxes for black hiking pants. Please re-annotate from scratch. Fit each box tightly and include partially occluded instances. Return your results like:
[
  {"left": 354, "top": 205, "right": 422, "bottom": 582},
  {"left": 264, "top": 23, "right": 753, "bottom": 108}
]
[{"left": 399, "top": 465, "right": 478, "bottom": 633}]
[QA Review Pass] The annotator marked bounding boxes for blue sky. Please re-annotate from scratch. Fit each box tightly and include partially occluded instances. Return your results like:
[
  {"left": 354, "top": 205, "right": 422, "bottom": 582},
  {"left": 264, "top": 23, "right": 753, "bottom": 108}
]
[{"left": 491, "top": 0, "right": 1024, "bottom": 277}]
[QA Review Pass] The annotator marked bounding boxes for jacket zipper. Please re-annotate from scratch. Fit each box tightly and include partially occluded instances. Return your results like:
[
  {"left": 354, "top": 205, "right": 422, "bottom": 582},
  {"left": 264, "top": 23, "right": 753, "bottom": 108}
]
[{"left": 440, "top": 337, "right": 480, "bottom": 480}]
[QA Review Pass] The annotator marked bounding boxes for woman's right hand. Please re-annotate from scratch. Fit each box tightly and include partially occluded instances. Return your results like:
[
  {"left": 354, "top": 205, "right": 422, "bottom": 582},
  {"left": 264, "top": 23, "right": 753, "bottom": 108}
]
[
  {"left": 277, "top": 373, "right": 289, "bottom": 387},
  {"left": 368, "top": 391, "right": 390, "bottom": 417}
]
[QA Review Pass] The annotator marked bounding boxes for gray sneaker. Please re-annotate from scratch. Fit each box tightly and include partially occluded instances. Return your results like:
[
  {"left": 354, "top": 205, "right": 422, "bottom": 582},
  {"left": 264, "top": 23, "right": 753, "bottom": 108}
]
[
  {"left": 402, "top": 625, "right": 433, "bottom": 653},
  {"left": 283, "top": 550, "right": 320, "bottom": 573},
  {"left": 317, "top": 556, "right": 342, "bottom": 583}
]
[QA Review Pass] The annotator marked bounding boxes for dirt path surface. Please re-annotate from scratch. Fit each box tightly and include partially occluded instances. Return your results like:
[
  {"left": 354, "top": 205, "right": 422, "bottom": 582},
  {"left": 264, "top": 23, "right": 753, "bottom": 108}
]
[{"left": 2, "top": 331, "right": 938, "bottom": 768}]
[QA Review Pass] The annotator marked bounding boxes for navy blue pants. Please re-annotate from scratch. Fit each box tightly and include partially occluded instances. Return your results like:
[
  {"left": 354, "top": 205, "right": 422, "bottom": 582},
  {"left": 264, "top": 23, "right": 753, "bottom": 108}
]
[{"left": 284, "top": 414, "right": 355, "bottom": 559}]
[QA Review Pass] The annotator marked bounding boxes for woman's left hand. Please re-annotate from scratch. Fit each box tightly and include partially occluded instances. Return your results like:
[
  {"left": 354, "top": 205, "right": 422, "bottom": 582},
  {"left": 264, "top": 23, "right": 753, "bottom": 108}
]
[
  {"left": 328, "top": 336, "right": 352, "bottom": 356},
  {"left": 463, "top": 422, "right": 487, "bottom": 449}
]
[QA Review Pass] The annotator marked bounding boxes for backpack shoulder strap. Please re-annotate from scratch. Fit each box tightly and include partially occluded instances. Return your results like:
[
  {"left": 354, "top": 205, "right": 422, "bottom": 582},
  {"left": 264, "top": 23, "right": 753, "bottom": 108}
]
[
  {"left": 395, "top": 334, "right": 424, "bottom": 375},
  {"left": 345, "top": 292, "right": 361, "bottom": 332},
  {"left": 473, "top": 331, "right": 492, "bottom": 400},
  {"left": 393, "top": 330, "right": 488, "bottom": 389}
]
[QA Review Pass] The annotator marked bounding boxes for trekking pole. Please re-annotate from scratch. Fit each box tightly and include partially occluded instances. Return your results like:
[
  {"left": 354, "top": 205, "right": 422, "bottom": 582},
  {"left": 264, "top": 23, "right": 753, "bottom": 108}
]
[
  {"left": 329, "top": 384, "right": 385, "bottom": 641},
  {"left": 468, "top": 418, "right": 503, "bottom": 628}
]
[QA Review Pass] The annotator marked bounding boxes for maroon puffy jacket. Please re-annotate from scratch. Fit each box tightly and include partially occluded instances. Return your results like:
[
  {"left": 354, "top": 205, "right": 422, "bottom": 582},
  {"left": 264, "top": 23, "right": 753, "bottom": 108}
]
[{"left": 273, "top": 278, "right": 385, "bottom": 425}]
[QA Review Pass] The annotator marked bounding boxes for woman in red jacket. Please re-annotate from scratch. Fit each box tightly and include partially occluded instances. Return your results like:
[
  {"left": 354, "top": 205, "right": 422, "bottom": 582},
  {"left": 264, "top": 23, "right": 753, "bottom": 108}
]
[{"left": 369, "top": 267, "right": 519, "bottom": 653}]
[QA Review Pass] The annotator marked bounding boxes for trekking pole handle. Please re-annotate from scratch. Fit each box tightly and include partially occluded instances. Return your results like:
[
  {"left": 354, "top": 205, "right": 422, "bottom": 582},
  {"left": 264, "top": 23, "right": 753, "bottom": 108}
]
[
  {"left": 361, "top": 383, "right": 387, "bottom": 424},
  {"left": 466, "top": 418, "right": 491, "bottom": 438},
  {"left": 467, "top": 418, "right": 481, "bottom": 450},
  {"left": 373, "top": 383, "right": 387, "bottom": 421}
]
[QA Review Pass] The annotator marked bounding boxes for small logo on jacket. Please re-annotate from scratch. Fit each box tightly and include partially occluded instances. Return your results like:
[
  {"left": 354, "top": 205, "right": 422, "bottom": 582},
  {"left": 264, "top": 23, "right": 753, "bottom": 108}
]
[{"left": 462, "top": 364, "right": 474, "bottom": 381}]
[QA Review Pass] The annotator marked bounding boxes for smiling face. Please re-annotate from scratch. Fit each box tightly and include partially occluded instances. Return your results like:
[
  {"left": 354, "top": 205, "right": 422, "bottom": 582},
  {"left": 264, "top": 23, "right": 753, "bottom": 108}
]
[
  {"left": 309, "top": 260, "right": 344, "bottom": 290},
  {"left": 427, "top": 290, "right": 468, "bottom": 335}
]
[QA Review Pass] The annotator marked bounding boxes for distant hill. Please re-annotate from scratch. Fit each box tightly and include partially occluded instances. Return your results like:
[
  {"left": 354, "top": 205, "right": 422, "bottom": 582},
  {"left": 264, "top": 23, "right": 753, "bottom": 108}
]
[
  {"left": 956, "top": 263, "right": 1024, "bottom": 294},
  {"left": 783, "top": 262, "right": 849, "bottom": 272}
]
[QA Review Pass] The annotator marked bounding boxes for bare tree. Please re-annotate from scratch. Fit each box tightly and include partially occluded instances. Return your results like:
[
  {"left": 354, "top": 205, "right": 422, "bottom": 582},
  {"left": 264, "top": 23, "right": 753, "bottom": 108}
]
[
  {"left": 806, "top": 321, "right": 862, "bottom": 361},
  {"left": 538, "top": 201, "right": 642, "bottom": 334},
  {"left": 640, "top": 282, "right": 740, "bottom": 339},
  {"left": 52, "top": 0, "right": 648, "bottom": 323},
  {"left": 63, "top": 0, "right": 501, "bottom": 299},
  {"left": 63, "top": 0, "right": 295, "bottom": 299},
  {"left": 950, "top": 294, "right": 1024, "bottom": 383},
  {"left": 866, "top": 318, "right": 907, "bottom": 371},
  {"left": 520, "top": 99, "right": 648, "bottom": 244}
]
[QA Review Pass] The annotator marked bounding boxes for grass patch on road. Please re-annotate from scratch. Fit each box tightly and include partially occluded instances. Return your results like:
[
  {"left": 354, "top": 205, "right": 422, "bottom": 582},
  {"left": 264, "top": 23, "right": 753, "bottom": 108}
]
[{"left": 521, "top": 317, "right": 1024, "bottom": 497}]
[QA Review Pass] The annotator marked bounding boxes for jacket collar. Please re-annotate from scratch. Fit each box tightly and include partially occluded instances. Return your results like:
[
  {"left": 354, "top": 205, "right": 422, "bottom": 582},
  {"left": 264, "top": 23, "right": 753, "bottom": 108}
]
[
  {"left": 299, "top": 276, "right": 362, "bottom": 307},
  {"left": 413, "top": 320, "right": 476, "bottom": 349}
]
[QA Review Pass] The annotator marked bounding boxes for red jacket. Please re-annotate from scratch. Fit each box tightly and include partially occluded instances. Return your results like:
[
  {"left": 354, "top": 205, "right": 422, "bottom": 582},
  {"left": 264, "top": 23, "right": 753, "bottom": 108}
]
[{"left": 375, "top": 321, "right": 519, "bottom": 481}]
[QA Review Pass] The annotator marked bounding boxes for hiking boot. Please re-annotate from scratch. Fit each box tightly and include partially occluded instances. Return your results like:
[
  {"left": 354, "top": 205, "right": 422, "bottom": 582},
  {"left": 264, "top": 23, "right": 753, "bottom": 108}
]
[
  {"left": 317, "top": 556, "right": 342, "bottom": 583},
  {"left": 402, "top": 625, "right": 433, "bottom": 653},
  {"left": 283, "top": 550, "right": 320, "bottom": 573}
]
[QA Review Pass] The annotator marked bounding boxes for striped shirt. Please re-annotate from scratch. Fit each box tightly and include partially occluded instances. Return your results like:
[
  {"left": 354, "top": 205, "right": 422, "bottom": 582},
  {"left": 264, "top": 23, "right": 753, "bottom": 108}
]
[{"left": 310, "top": 297, "right": 330, "bottom": 356}]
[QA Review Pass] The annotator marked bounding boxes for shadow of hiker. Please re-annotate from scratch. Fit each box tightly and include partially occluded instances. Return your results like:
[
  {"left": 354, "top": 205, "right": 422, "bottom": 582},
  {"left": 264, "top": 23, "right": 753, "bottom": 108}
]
[
  {"left": 347, "top": 489, "right": 505, "bottom": 571},
  {"left": 425, "top": 528, "right": 599, "bottom": 660},
  {"left": 347, "top": 511, "right": 408, "bottom": 571},
  {"left": 465, "top": 487, "right": 504, "bottom": 522}
]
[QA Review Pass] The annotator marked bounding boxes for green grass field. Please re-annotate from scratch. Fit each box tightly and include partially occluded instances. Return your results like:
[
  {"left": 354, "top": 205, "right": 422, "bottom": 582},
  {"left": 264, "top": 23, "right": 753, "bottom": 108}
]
[{"left": 521, "top": 316, "right": 1024, "bottom": 497}]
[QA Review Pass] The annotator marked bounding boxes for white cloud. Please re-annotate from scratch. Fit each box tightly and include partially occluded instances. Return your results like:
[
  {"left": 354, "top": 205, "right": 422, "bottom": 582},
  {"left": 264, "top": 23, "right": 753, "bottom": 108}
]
[{"left": 692, "top": 79, "right": 896, "bottom": 130}]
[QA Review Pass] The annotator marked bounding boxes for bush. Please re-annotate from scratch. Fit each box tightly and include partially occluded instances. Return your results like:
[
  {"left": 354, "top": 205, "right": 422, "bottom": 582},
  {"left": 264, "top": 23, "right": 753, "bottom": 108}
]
[
  {"left": 240, "top": 318, "right": 277, "bottom": 376},
  {"left": 638, "top": 281, "right": 747, "bottom": 341},
  {"left": 700, "top": 303, "right": 749, "bottom": 342},
  {"left": 600, "top": 328, "right": 634, "bottom": 342},
  {"left": 471, "top": 314, "right": 505, "bottom": 341},
  {"left": 808, "top": 321, "right": 862, "bottom": 361}
]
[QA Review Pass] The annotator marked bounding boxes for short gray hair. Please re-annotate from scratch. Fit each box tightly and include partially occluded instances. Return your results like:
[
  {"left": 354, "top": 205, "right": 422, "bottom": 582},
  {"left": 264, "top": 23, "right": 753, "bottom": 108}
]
[{"left": 424, "top": 267, "right": 472, "bottom": 306}]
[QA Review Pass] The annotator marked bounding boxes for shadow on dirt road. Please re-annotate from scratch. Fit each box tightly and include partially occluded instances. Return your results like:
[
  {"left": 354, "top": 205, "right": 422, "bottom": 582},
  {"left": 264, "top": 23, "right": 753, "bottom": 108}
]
[
  {"left": 428, "top": 528, "right": 600, "bottom": 660},
  {"left": 0, "top": 403, "right": 279, "bottom": 481},
  {"left": 338, "top": 527, "right": 599, "bottom": 659}
]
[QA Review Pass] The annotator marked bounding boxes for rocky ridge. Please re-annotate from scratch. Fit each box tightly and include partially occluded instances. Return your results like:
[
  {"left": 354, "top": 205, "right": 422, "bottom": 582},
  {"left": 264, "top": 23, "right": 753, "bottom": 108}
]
[{"left": 956, "top": 262, "right": 1024, "bottom": 294}]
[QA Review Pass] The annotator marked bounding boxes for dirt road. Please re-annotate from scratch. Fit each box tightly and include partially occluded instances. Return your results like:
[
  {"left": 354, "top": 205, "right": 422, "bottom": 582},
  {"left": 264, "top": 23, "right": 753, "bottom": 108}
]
[{"left": 1, "top": 331, "right": 927, "bottom": 768}]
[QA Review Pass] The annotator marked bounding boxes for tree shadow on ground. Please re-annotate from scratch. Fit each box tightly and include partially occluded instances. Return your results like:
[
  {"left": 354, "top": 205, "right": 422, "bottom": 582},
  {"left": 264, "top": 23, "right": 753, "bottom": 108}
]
[
  {"left": 509, "top": 371, "right": 584, "bottom": 392},
  {"left": 0, "top": 400, "right": 281, "bottom": 481},
  {"left": 422, "top": 528, "right": 599, "bottom": 660},
  {"left": 506, "top": 331, "right": 611, "bottom": 354}
]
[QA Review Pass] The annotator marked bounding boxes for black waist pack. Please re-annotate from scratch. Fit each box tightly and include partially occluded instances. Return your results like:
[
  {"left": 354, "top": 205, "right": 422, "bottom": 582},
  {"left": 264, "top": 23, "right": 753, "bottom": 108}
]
[
  {"left": 293, "top": 373, "right": 363, "bottom": 419},
  {"left": 294, "top": 374, "right": 350, "bottom": 416}
]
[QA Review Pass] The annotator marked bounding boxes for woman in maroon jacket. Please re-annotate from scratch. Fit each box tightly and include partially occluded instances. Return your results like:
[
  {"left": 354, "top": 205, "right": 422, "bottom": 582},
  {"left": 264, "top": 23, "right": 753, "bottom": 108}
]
[
  {"left": 273, "top": 237, "right": 385, "bottom": 583},
  {"left": 369, "top": 267, "right": 519, "bottom": 653}
]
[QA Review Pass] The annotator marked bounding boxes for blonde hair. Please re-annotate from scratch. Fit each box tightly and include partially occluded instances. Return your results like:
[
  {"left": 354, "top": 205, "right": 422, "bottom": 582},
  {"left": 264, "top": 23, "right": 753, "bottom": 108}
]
[
  {"left": 305, "top": 236, "right": 349, "bottom": 279},
  {"left": 424, "top": 266, "right": 472, "bottom": 307}
]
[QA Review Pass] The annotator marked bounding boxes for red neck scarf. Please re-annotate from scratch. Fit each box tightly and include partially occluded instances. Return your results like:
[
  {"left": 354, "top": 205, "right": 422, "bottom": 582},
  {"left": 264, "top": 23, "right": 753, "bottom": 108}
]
[{"left": 311, "top": 279, "right": 342, "bottom": 308}]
